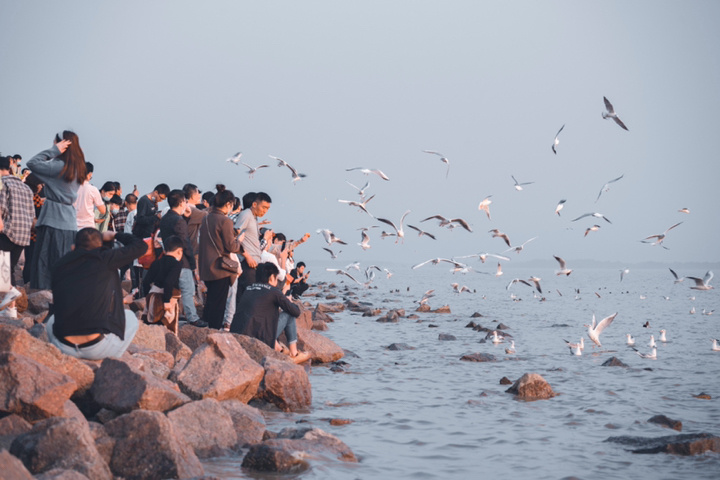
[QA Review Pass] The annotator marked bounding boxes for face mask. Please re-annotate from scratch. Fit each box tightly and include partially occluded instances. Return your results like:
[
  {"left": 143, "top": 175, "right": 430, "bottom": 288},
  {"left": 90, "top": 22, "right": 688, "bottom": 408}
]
[
  {"left": 111, "top": 208, "right": 120, "bottom": 215},
  {"left": 104, "top": 196, "right": 112, "bottom": 202}
]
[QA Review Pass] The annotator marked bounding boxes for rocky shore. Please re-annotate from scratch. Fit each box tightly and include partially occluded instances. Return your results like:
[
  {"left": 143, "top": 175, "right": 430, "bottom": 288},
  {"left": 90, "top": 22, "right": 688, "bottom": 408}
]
[{"left": 0, "top": 286, "right": 354, "bottom": 479}]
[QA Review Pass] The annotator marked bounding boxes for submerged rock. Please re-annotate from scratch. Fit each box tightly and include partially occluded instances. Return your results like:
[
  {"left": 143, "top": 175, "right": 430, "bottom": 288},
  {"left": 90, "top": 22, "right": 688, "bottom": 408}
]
[
  {"left": 460, "top": 353, "right": 496, "bottom": 362},
  {"left": 386, "top": 343, "right": 415, "bottom": 351},
  {"left": 433, "top": 305, "right": 451, "bottom": 313},
  {"left": 648, "top": 415, "right": 682, "bottom": 431},
  {"left": 241, "top": 443, "right": 309, "bottom": 474},
  {"left": 605, "top": 433, "right": 720, "bottom": 455},
  {"left": 602, "top": 357, "right": 628, "bottom": 367},
  {"left": 438, "top": 333, "right": 456, "bottom": 341},
  {"left": 499, "top": 376, "right": 513, "bottom": 385},
  {"left": 505, "top": 373, "right": 556, "bottom": 400}
]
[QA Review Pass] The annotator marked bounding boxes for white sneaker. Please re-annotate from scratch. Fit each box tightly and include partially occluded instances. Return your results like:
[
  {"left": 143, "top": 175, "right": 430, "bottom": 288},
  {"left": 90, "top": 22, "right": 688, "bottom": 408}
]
[
  {"left": 1, "top": 306, "right": 17, "bottom": 319},
  {"left": 0, "top": 287, "right": 21, "bottom": 311}
]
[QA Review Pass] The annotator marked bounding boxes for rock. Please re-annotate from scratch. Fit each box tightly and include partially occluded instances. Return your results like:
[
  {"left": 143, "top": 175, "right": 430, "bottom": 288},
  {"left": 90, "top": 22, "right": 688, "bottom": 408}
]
[
  {"left": 473, "top": 324, "right": 490, "bottom": 332},
  {"left": 433, "top": 305, "right": 451, "bottom": 313},
  {"left": 505, "top": 373, "right": 556, "bottom": 400},
  {"left": 460, "top": 353, "right": 497, "bottom": 362},
  {"left": 262, "top": 427, "right": 357, "bottom": 462},
  {"left": 25, "top": 290, "right": 53, "bottom": 314},
  {"left": 241, "top": 443, "right": 309, "bottom": 473},
  {"left": 465, "top": 321, "right": 478, "bottom": 328},
  {"left": 602, "top": 356, "right": 628, "bottom": 367},
  {"left": 297, "top": 328, "right": 344, "bottom": 363},
  {"left": 0, "top": 325, "right": 94, "bottom": 395},
  {"left": 496, "top": 323, "right": 510, "bottom": 330},
  {"left": 0, "top": 449, "right": 34, "bottom": 480},
  {"left": 329, "top": 419, "right": 353, "bottom": 426},
  {"left": 315, "top": 302, "right": 345, "bottom": 313},
  {"left": 295, "top": 307, "right": 313, "bottom": 330},
  {"left": 130, "top": 322, "right": 167, "bottom": 351},
  {"left": 128, "top": 298, "right": 145, "bottom": 313},
  {"left": 0, "top": 352, "right": 77, "bottom": 422},
  {"left": 693, "top": 392, "right": 712, "bottom": 400},
  {"left": 231, "top": 333, "right": 289, "bottom": 365},
  {"left": 648, "top": 415, "right": 682, "bottom": 431},
  {"left": 391, "top": 309, "right": 406, "bottom": 318},
  {"left": 312, "top": 309, "right": 334, "bottom": 323},
  {"left": 312, "top": 319, "right": 329, "bottom": 331},
  {"left": 604, "top": 433, "right": 720, "bottom": 455},
  {"left": 177, "top": 324, "right": 211, "bottom": 351},
  {"left": 27, "top": 323, "right": 49, "bottom": 341},
  {"left": 130, "top": 352, "right": 172, "bottom": 379},
  {"left": 438, "top": 333, "right": 456, "bottom": 341},
  {"left": 9, "top": 417, "right": 112, "bottom": 479},
  {"left": 407, "top": 314, "right": 419, "bottom": 320},
  {"left": 499, "top": 376, "right": 513, "bottom": 385},
  {"left": 415, "top": 304, "right": 431, "bottom": 312},
  {"left": 176, "top": 333, "right": 263, "bottom": 402},
  {"left": 362, "top": 308, "right": 382, "bottom": 317},
  {"left": 220, "top": 400, "right": 266, "bottom": 446},
  {"left": 386, "top": 343, "right": 415, "bottom": 351},
  {"left": 167, "top": 398, "right": 238, "bottom": 458},
  {"left": 164, "top": 332, "right": 193, "bottom": 363},
  {"left": 90, "top": 357, "right": 190, "bottom": 413},
  {"left": 59, "top": 399, "right": 88, "bottom": 427},
  {"left": 36, "top": 469, "right": 91, "bottom": 479},
  {"left": 0, "top": 413, "right": 32, "bottom": 450},
  {"left": 259, "top": 356, "right": 312, "bottom": 412},
  {"left": 87, "top": 422, "right": 114, "bottom": 465},
  {"left": 471, "top": 312, "right": 483, "bottom": 318},
  {"left": 104, "top": 409, "right": 204, "bottom": 479},
  {"left": 376, "top": 311, "right": 399, "bottom": 323}
]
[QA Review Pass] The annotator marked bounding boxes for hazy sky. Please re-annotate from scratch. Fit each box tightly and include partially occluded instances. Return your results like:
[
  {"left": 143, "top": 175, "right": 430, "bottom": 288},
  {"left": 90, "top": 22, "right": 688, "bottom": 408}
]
[{"left": 2, "top": 1, "right": 719, "bottom": 268}]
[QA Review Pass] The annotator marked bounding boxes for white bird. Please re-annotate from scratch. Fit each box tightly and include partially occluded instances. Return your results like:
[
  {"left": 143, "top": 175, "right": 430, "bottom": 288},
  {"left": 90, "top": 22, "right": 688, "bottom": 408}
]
[
  {"left": 407, "top": 225, "right": 436, "bottom": 240},
  {"left": 383, "top": 268, "right": 393, "bottom": 279},
  {"left": 687, "top": 271, "right": 714, "bottom": 290},
  {"left": 495, "top": 262, "right": 504, "bottom": 277},
  {"left": 505, "top": 341, "right": 516, "bottom": 354},
  {"left": 411, "top": 257, "right": 457, "bottom": 270},
  {"left": 569, "top": 343, "right": 583, "bottom": 356},
  {"left": 659, "top": 330, "right": 667, "bottom": 343},
  {"left": 422, "top": 150, "right": 450, "bottom": 178},
  {"left": 555, "top": 199, "right": 566, "bottom": 216},
  {"left": 416, "top": 289, "right": 435, "bottom": 305},
  {"left": 678, "top": 207, "right": 690, "bottom": 214},
  {"left": 358, "top": 229, "right": 372, "bottom": 250},
  {"left": 712, "top": 339, "right": 720, "bottom": 351},
  {"left": 626, "top": 334, "right": 635, "bottom": 346},
  {"left": 325, "top": 268, "right": 362, "bottom": 285},
  {"left": 634, "top": 347, "right": 657, "bottom": 359},
  {"left": 703, "top": 309, "right": 715, "bottom": 315},
  {"left": 346, "top": 167, "right": 390, "bottom": 181},
  {"left": 602, "top": 96, "right": 629, "bottom": 131},
  {"left": 345, "top": 261, "right": 361, "bottom": 271},
  {"left": 269, "top": 155, "right": 307, "bottom": 183},
  {"left": 584, "top": 224, "right": 601, "bottom": 237},
  {"left": 491, "top": 331, "right": 504, "bottom": 344},
  {"left": 489, "top": 229, "right": 511, "bottom": 247},
  {"left": 377, "top": 210, "right": 410, "bottom": 244},
  {"left": 669, "top": 268, "right": 684, "bottom": 284},
  {"left": 504, "top": 236, "right": 538, "bottom": 255},
  {"left": 322, "top": 247, "right": 341, "bottom": 259},
  {"left": 241, "top": 162, "right": 269, "bottom": 179},
  {"left": 317, "top": 229, "right": 347, "bottom": 246},
  {"left": 478, "top": 195, "right": 493, "bottom": 219},
  {"left": 338, "top": 195, "right": 375, "bottom": 217},
  {"left": 565, "top": 337, "right": 585, "bottom": 350},
  {"left": 584, "top": 312, "right": 618, "bottom": 348},
  {"left": 346, "top": 180, "right": 370, "bottom": 198},
  {"left": 511, "top": 175, "right": 534, "bottom": 191},
  {"left": 421, "top": 215, "right": 472, "bottom": 232},
  {"left": 454, "top": 252, "right": 510, "bottom": 264},
  {"left": 553, "top": 255, "right": 572, "bottom": 276},
  {"left": 648, "top": 335, "right": 657, "bottom": 348},
  {"left": 596, "top": 174, "right": 624, "bottom": 202},
  {"left": 552, "top": 124, "right": 565, "bottom": 154},
  {"left": 226, "top": 152, "right": 243, "bottom": 164},
  {"left": 451, "top": 283, "right": 472, "bottom": 294},
  {"left": 641, "top": 222, "right": 683, "bottom": 249},
  {"left": 572, "top": 212, "right": 612, "bottom": 224},
  {"left": 690, "top": 306, "right": 695, "bottom": 314}
]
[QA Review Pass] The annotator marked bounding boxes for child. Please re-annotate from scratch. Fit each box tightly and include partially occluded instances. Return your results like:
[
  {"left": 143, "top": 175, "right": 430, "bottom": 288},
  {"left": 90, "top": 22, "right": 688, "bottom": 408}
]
[{"left": 142, "top": 235, "right": 183, "bottom": 333}]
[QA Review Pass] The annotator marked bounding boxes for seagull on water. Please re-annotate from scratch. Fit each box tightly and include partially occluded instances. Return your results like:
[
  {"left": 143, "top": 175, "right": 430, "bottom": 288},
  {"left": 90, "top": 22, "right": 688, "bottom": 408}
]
[
  {"left": 241, "top": 162, "right": 269, "bottom": 179},
  {"left": 226, "top": 152, "right": 243, "bottom": 164},
  {"left": 602, "top": 96, "right": 629, "bottom": 131},
  {"left": 511, "top": 175, "right": 534, "bottom": 191},
  {"left": 553, "top": 255, "right": 573, "bottom": 276},
  {"left": 568, "top": 343, "right": 583, "bottom": 356},
  {"left": 648, "top": 335, "right": 657, "bottom": 348},
  {"left": 596, "top": 174, "right": 624, "bottom": 203},
  {"left": 478, "top": 195, "right": 493, "bottom": 220},
  {"left": 626, "top": 334, "right": 635, "bottom": 346},
  {"left": 555, "top": 199, "right": 567, "bottom": 216},
  {"left": 421, "top": 215, "right": 472, "bottom": 232},
  {"left": 712, "top": 339, "right": 720, "bottom": 351},
  {"left": 572, "top": 212, "right": 612, "bottom": 224},
  {"left": 491, "top": 331, "right": 504, "bottom": 344},
  {"left": 552, "top": 124, "right": 565, "bottom": 154},
  {"left": 269, "top": 155, "right": 306, "bottom": 183},
  {"left": 584, "top": 312, "right": 618, "bottom": 348},
  {"left": 407, "top": 225, "right": 436, "bottom": 240},
  {"left": 346, "top": 167, "right": 390, "bottom": 181},
  {"left": 634, "top": 347, "right": 657, "bottom": 359},
  {"left": 565, "top": 337, "right": 585, "bottom": 351},
  {"left": 422, "top": 150, "right": 450, "bottom": 178},
  {"left": 377, "top": 210, "right": 410, "bottom": 244},
  {"left": 641, "top": 222, "right": 683, "bottom": 249},
  {"left": 317, "top": 229, "right": 347, "bottom": 246},
  {"left": 659, "top": 329, "right": 667, "bottom": 343},
  {"left": 687, "top": 271, "right": 714, "bottom": 290},
  {"left": 505, "top": 341, "right": 516, "bottom": 354}
]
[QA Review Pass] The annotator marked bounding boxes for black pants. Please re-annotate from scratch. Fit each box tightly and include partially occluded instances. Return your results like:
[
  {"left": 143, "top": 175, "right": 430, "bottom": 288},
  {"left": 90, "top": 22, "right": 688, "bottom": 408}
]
[
  {"left": 203, "top": 276, "right": 232, "bottom": 330},
  {"left": 0, "top": 234, "right": 24, "bottom": 287},
  {"left": 290, "top": 281, "right": 309, "bottom": 297}
]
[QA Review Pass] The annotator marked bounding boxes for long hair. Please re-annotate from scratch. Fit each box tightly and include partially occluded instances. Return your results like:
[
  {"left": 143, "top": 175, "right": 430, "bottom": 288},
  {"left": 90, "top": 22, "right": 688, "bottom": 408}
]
[{"left": 56, "top": 130, "right": 87, "bottom": 184}]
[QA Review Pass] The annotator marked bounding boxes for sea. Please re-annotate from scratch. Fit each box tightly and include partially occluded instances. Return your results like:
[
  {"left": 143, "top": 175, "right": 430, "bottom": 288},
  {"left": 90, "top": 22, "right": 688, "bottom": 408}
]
[{"left": 203, "top": 264, "right": 720, "bottom": 479}]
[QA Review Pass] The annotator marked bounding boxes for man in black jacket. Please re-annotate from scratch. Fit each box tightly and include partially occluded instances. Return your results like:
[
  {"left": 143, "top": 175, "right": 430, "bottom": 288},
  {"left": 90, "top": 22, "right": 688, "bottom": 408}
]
[{"left": 45, "top": 228, "right": 147, "bottom": 359}]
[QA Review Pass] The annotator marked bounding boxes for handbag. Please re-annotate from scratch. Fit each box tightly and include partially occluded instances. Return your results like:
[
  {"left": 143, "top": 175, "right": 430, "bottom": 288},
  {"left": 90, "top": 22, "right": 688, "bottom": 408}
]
[
  {"left": 0, "top": 251, "right": 11, "bottom": 292},
  {"left": 205, "top": 216, "right": 239, "bottom": 274}
]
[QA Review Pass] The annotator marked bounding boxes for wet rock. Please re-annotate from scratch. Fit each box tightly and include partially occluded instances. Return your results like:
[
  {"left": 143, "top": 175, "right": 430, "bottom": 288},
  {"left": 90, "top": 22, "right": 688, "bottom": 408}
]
[
  {"left": 473, "top": 324, "right": 490, "bottom": 332},
  {"left": 602, "top": 356, "right": 629, "bottom": 367},
  {"left": 386, "top": 343, "right": 415, "bottom": 350},
  {"left": 131, "top": 322, "right": 167, "bottom": 351},
  {"left": 167, "top": 398, "right": 238, "bottom": 458},
  {"left": 648, "top": 415, "right": 682, "bottom": 431},
  {"left": 0, "top": 352, "right": 77, "bottom": 422},
  {"left": 433, "top": 305, "right": 451, "bottom": 313},
  {"left": 391, "top": 309, "right": 406, "bottom": 317},
  {"left": 460, "top": 353, "right": 497, "bottom": 362},
  {"left": 465, "top": 321, "right": 478, "bottom": 328},
  {"left": 312, "top": 319, "right": 329, "bottom": 331},
  {"left": 164, "top": 331, "right": 193, "bottom": 363},
  {"left": 316, "top": 302, "right": 345, "bottom": 313},
  {"left": 362, "top": 308, "right": 382, "bottom": 316},
  {"left": 416, "top": 304, "right": 431, "bottom": 312},
  {"left": 376, "top": 311, "right": 399, "bottom": 323},
  {"left": 313, "top": 309, "right": 334, "bottom": 325},
  {"left": 499, "top": 376, "right": 513, "bottom": 385},
  {"left": 329, "top": 418, "right": 354, "bottom": 426},
  {"left": 250, "top": 427, "right": 357, "bottom": 467},
  {"left": 177, "top": 324, "right": 211, "bottom": 351},
  {"left": 471, "top": 312, "right": 484, "bottom": 318},
  {"left": 220, "top": 400, "right": 266, "bottom": 446},
  {"left": 297, "top": 328, "right": 344, "bottom": 363},
  {"left": 104, "top": 409, "right": 204, "bottom": 479},
  {"left": 505, "top": 373, "right": 556, "bottom": 400},
  {"left": 0, "top": 325, "right": 94, "bottom": 395},
  {"left": 693, "top": 392, "right": 711, "bottom": 400},
  {"left": 259, "top": 356, "right": 312, "bottom": 412},
  {"left": 241, "top": 443, "right": 310, "bottom": 473},
  {"left": 0, "top": 413, "right": 32, "bottom": 450},
  {"left": 496, "top": 323, "right": 510, "bottom": 330},
  {"left": 25, "top": 290, "right": 53, "bottom": 314},
  {"left": 438, "top": 333, "right": 457, "bottom": 341},
  {"left": 176, "top": 333, "right": 263, "bottom": 402},
  {"left": 324, "top": 294, "right": 337, "bottom": 299},
  {"left": 90, "top": 357, "right": 190, "bottom": 413},
  {"left": 604, "top": 433, "right": 720, "bottom": 455},
  {"left": 407, "top": 314, "right": 419, "bottom": 320},
  {"left": 10, "top": 417, "right": 112, "bottom": 479},
  {"left": 0, "top": 449, "right": 34, "bottom": 480}
]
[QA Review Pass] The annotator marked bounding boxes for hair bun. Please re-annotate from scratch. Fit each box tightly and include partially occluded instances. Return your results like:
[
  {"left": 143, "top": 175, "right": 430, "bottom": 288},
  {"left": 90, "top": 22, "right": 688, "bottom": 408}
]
[{"left": 216, "top": 184, "right": 226, "bottom": 193}]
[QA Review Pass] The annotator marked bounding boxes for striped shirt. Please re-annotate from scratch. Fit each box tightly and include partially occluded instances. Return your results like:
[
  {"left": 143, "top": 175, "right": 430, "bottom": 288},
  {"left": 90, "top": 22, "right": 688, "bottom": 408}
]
[{"left": 0, "top": 174, "right": 35, "bottom": 246}]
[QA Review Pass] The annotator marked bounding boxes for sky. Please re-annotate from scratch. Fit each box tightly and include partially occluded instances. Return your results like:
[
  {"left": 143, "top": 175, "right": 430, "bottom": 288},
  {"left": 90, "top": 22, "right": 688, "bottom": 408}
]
[{"left": 1, "top": 1, "right": 719, "bottom": 269}]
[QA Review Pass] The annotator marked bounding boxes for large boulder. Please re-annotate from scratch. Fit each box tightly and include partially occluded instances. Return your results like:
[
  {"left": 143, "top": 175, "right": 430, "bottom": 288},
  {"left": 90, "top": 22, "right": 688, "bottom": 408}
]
[
  {"left": 0, "top": 413, "right": 32, "bottom": 450},
  {"left": 259, "top": 356, "right": 312, "bottom": 412},
  {"left": 176, "top": 333, "right": 263, "bottom": 402},
  {"left": 177, "top": 324, "right": 211, "bottom": 351},
  {"left": 0, "top": 353, "right": 77, "bottom": 422},
  {"left": 460, "top": 352, "right": 496, "bottom": 362},
  {"left": 230, "top": 333, "right": 288, "bottom": 365},
  {"left": 648, "top": 415, "right": 682, "bottom": 431},
  {"left": 0, "top": 449, "right": 34, "bottom": 480},
  {"left": 130, "top": 323, "right": 167, "bottom": 351},
  {"left": 315, "top": 302, "right": 345, "bottom": 313},
  {"left": 220, "top": 400, "right": 266, "bottom": 446},
  {"left": 90, "top": 357, "right": 190, "bottom": 413},
  {"left": 297, "top": 328, "right": 344, "bottom": 363},
  {"left": 605, "top": 433, "right": 720, "bottom": 455},
  {"left": 104, "top": 409, "right": 204, "bottom": 480},
  {"left": 241, "top": 444, "right": 309, "bottom": 474},
  {"left": 505, "top": 373, "right": 556, "bottom": 400},
  {"left": 167, "top": 398, "right": 238, "bottom": 458},
  {"left": 0, "top": 325, "right": 94, "bottom": 395},
  {"left": 165, "top": 331, "right": 193, "bottom": 363},
  {"left": 295, "top": 308, "right": 313, "bottom": 330},
  {"left": 35, "top": 468, "right": 91, "bottom": 479},
  {"left": 25, "top": 290, "right": 53, "bottom": 314},
  {"left": 9, "top": 417, "right": 112, "bottom": 479}
]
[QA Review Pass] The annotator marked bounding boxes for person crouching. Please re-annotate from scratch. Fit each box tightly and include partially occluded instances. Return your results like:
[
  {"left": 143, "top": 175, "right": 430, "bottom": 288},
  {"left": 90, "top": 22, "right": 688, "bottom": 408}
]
[{"left": 141, "top": 235, "right": 184, "bottom": 334}]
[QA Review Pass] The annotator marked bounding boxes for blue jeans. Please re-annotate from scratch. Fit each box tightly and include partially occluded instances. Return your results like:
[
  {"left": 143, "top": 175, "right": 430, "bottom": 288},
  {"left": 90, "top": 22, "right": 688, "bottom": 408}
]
[
  {"left": 179, "top": 268, "right": 200, "bottom": 323},
  {"left": 46, "top": 310, "right": 139, "bottom": 360},
  {"left": 277, "top": 312, "right": 298, "bottom": 344},
  {"left": 224, "top": 279, "right": 237, "bottom": 326}
]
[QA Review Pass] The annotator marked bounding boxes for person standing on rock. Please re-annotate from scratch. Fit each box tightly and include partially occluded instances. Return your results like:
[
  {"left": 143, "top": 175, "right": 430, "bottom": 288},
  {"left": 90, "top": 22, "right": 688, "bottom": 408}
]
[
  {"left": 234, "top": 191, "right": 272, "bottom": 299},
  {"left": 45, "top": 227, "right": 147, "bottom": 359}
]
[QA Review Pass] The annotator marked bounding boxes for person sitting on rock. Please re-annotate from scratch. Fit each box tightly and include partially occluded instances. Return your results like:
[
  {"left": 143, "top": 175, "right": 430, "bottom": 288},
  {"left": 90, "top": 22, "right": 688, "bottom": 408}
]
[
  {"left": 45, "top": 227, "right": 147, "bottom": 360},
  {"left": 230, "top": 262, "right": 310, "bottom": 364},
  {"left": 141, "top": 235, "right": 184, "bottom": 334}
]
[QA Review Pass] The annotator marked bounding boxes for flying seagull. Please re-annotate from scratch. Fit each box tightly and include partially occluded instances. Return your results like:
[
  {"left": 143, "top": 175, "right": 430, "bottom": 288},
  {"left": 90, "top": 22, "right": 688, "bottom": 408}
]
[
  {"left": 552, "top": 124, "right": 565, "bottom": 154},
  {"left": 326, "top": 268, "right": 362, "bottom": 285},
  {"left": 346, "top": 167, "right": 390, "bottom": 181},
  {"left": 241, "top": 162, "right": 269, "bottom": 179},
  {"left": 504, "top": 236, "right": 538, "bottom": 255},
  {"left": 226, "top": 152, "right": 243, "bottom": 164},
  {"left": 669, "top": 268, "right": 684, "bottom": 284},
  {"left": 358, "top": 229, "right": 372, "bottom": 250},
  {"left": 316, "top": 228, "right": 347, "bottom": 246},
  {"left": 322, "top": 247, "right": 341, "bottom": 259},
  {"left": 377, "top": 210, "right": 410, "bottom": 244},
  {"left": 338, "top": 195, "right": 375, "bottom": 217},
  {"left": 584, "top": 225, "right": 601, "bottom": 237},
  {"left": 478, "top": 195, "right": 493, "bottom": 220},
  {"left": 421, "top": 215, "right": 472, "bottom": 232},
  {"left": 346, "top": 180, "right": 370, "bottom": 198},
  {"left": 489, "top": 229, "right": 511, "bottom": 247},
  {"left": 422, "top": 150, "right": 450, "bottom": 178},
  {"left": 269, "top": 155, "right": 307, "bottom": 183},
  {"left": 687, "top": 271, "right": 714, "bottom": 291},
  {"left": 555, "top": 199, "right": 566, "bottom": 216},
  {"left": 584, "top": 312, "right": 618, "bottom": 347},
  {"left": 407, "top": 225, "right": 437, "bottom": 240},
  {"left": 511, "top": 175, "right": 534, "bottom": 191},
  {"left": 596, "top": 174, "right": 624, "bottom": 202},
  {"left": 572, "top": 212, "right": 612, "bottom": 224},
  {"left": 640, "top": 222, "right": 683, "bottom": 249},
  {"left": 553, "top": 255, "right": 572, "bottom": 276},
  {"left": 602, "top": 96, "right": 629, "bottom": 131}
]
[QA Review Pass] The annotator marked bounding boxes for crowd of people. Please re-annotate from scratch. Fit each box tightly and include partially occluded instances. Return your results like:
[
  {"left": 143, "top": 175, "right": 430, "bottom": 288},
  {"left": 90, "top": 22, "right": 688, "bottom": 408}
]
[{"left": 0, "top": 131, "right": 312, "bottom": 363}]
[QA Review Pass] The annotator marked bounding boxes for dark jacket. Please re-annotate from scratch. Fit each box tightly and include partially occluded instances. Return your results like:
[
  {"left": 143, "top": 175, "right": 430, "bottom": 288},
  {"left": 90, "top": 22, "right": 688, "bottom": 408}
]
[
  {"left": 51, "top": 233, "right": 147, "bottom": 339},
  {"left": 230, "top": 283, "right": 300, "bottom": 347},
  {"left": 198, "top": 207, "right": 242, "bottom": 282},
  {"left": 142, "top": 255, "right": 182, "bottom": 303},
  {"left": 133, "top": 195, "right": 158, "bottom": 238},
  {"left": 159, "top": 210, "right": 196, "bottom": 270}
]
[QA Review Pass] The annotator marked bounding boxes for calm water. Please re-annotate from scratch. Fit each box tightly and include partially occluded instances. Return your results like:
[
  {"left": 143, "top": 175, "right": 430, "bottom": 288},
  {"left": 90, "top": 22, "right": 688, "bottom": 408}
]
[{"left": 204, "top": 266, "right": 720, "bottom": 479}]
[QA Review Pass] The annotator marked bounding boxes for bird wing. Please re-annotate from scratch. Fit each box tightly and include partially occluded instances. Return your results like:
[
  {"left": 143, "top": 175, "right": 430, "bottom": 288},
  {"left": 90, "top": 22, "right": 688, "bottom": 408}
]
[
  {"left": 371, "top": 169, "right": 390, "bottom": 181},
  {"left": 555, "top": 124, "right": 565, "bottom": 137},
  {"left": 450, "top": 218, "right": 472, "bottom": 232},
  {"left": 412, "top": 258, "right": 436, "bottom": 269},
  {"left": 421, "top": 215, "right": 447, "bottom": 223},
  {"left": 704, "top": 271, "right": 714, "bottom": 284},
  {"left": 594, "top": 313, "right": 617, "bottom": 335},
  {"left": 664, "top": 222, "right": 683, "bottom": 234},
  {"left": 571, "top": 213, "right": 591, "bottom": 222},
  {"left": 613, "top": 116, "right": 629, "bottom": 131},
  {"left": 376, "top": 217, "right": 398, "bottom": 233},
  {"left": 553, "top": 255, "right": 566, "bottom": 269},
  {"left": 399, "top": 210, "right": 411, "bottom": 226},
  {"left": 603, "top": 97, "right": 614, "bottom": 114}
]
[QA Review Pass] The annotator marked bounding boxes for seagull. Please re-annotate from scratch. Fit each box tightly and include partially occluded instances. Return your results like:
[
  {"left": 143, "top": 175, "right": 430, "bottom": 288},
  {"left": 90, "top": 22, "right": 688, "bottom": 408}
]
[
  {"left": 226, "top": 152, "right": 243, "bottom": 164},
  {"left": 596, "top": 174, "right": 624, "bottom": 202},
  {"left": 712, "top": 339, "right": 720, "bottom": 351},
  {"left": 648, "top": 335, "right": 657, "bottom": 348},
  {"left": 511, "top": 175, "right": 534, "bottom": 191},
  {"left": 269, "top": 155, "right": 307, "bottom": 183},
  {"left": 553, "top": 255, "right": 573, "bottom": 276},
  {"left": 478, "top": 195, "right": 492, "bottom": 219},
  {"left": 690, "top": 306, "right": 695, "bottom": 314},
  {"left": 345, "top": 261, "right": 361, "bottom": 271},
  {"left": 641, "top": 222, "right": 683, "bottom": 249},
  {"left": 506, "top": 278, "right": 532, "bottom": 291},
  {"left": 504, "top": 236, "right": 538, "bottom": 255},
  {"left": 620, "top": 268, "right": 630, "bottom": 282},
  {"left": 584, "top": 225, "right": 601, "bottom": 237},
  {"left": 407, "top": 225, "right": 437, "bottom": 240},
  {"left": 325, "top": 268, "right": 362, "bottom": 285},
  {"left": 703, "top": 309, "right": 715, "bottom": 315},
  {"left": 626, "top": 334, "right": 635, "bottom": 346},
  {"left": 451, "top": 283, "right": 472, "bottom": 294},
  {"left": 687, "top": 271, "right": 714, "bottom": 290},
  {"left": 572, "top": 212, "right": 612, "bottom": 224},
  {"left": 358, "top": 229, "right": 372, "bottom": 250},
  {"left": 528, "top": 276, "right": 542, "bottom": 294},
  {"left": 421, "top": 215, "right": 472, "bottom": 232},
  {"left": 505, "top": 340, "right": 516, "bottom": 354},
  {"left": 584, "top": 312, "right": 618, "bottom": 348},
  {"left": 555, "top": 199, "right": 567, "bottom": 216},
  {"left": 422, "top": 150, "right": 450, "bottom": 178},
  {"left": 569, "top": 343, "right": 583, "bottom": 356},
  {"left": 489, "top": 229, "right": 511, "bottom": 247},
  {"left": 678, "top": 208, "right": 690, "bottom": 214},
  {"left": 317, "top": 228, "right": 347, "bottom": 246},
  {"left": 338, "top": 195, "right": 375, "bottom": 217},
  {"left": 564, "top": 337, "right": 585, "bottom": 351},
  {"left": 377, "top": 210, "right": 410, "bottom": 244},
  {"left": 490, "top": 331, "right": 504, "bottom": 344},
  {"left": 411, "top": 257, "right": 457, "bottom": 270},
  {"left": 669, "top": 268, "right": 684, "bottom": 283},
  {"left": 416, "top": 289, "right": 435, "bottom": 305},
  {"left": 495, "top": 262, "right": 504, "bottom": 277},
  {"left": 634, "top": 347, "right": 657, "bottom": 359},
  {"left": 659, "top": 329, "right": 667, "bottom": 343},
  {"left": 241, "top": 162, "right": 269, "bottom": 179},
  {"left": 322, "top": 247, "right": 341, "bottom": 259},
  {"left": 454, "top": 252, "right": 510, "bottom": 264},
  {"left": 346, "top": 180, "right": 370, "bottom": 198},
  {"left": 346, "top": 167, "right": 390, "bottom": 181},
  {"left": 552, "top": 124, "right": 565, "bottom": 154},
  {"left": 383, "top": 268, "right": 393, "bottom": 279},
  {"left": 602, "top": 96, "right": 629, "bottom": 131}
]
